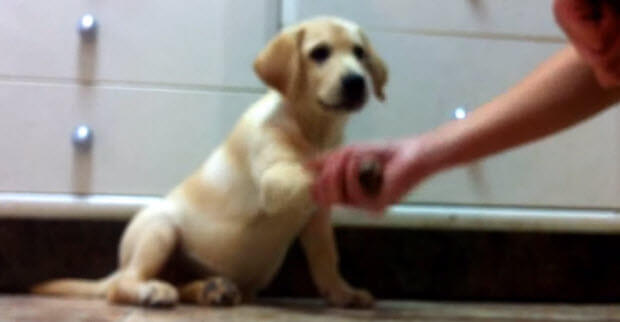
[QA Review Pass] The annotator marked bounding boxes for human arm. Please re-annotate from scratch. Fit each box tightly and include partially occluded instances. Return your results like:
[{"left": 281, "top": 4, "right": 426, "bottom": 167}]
[{"left": 311, "top": 46, "right": 620, "bottom": 212}]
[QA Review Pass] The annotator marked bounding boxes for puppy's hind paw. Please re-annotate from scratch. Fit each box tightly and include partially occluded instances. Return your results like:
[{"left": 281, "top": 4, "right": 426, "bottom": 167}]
[
  {"left": 138, "top": 281, "right": 179, "bottom": 308},
  {"left": 198, "top": 277, "right": 242, "bottom": 307}
]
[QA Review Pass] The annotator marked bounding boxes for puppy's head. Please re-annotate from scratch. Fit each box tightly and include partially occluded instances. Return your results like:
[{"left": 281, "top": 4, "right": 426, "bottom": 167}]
[{"left": 254, "top": 17, "right": 387, "bottom": 114}]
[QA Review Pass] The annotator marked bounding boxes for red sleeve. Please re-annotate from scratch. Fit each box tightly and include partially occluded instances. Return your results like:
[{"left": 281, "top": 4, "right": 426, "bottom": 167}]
[{"left": 554, "top": 0, "right": 620, "bottom": 87}]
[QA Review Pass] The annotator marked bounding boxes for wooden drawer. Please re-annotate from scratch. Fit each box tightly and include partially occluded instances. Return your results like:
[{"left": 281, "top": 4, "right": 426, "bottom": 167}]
[
  {"left": 0, "top": 0, "right": 278, "bottom": 88},
  {"left": 283, "top": 0, "right": 564, "bottom": 38},
  {"left": 0, "top": 82, "right": 260, "bottom": 195},
  {"left": 345, "top": 32, "right": 619, "bottom": 208}
]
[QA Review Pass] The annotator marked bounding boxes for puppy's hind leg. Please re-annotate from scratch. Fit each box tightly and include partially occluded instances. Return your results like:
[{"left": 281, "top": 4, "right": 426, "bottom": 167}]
[{"left": 107, "top": 212, "right": 180, "bottom": 307}]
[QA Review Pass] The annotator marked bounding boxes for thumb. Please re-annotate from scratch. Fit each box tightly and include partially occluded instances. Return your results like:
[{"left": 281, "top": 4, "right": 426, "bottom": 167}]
[{"left": 306, "top": 154, "right": 328, "bottom": 173}]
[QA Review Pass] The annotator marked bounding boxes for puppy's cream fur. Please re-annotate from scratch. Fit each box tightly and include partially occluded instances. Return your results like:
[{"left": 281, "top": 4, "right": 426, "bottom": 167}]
[{"left": 33, "top": 17, "right": 387, "bottom": 308}]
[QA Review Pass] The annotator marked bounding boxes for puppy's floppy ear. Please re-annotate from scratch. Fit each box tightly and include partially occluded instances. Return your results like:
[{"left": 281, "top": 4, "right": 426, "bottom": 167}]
[
  {"left": 254, "top": 27, "right": 306, "bottom": 96},
  {"left": 360, "top": 31, "right": 388, "bottom": 101}
]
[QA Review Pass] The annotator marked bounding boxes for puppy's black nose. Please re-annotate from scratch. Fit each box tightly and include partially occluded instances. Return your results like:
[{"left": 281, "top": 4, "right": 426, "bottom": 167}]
[{"left": 341, "top": 73, "right": 366, "bottom": 104}]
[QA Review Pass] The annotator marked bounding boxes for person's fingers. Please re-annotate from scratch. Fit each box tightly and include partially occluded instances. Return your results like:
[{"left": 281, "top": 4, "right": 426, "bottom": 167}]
[
  {"left": 316, "top": 165, "right": 336, "bottom": 207},
  {"left": 311, "top": 156, "right": 336, "bottom": 207},
  {"left": 319, "top": 149, "right": 354, "bottom": 206},
  {"left": 310, "top": 149, "right": 349, "bottom": 206},
  {"left": 312, "top": 177, "right": 327, "bottom": 207},
  {"left": 343, "top": 154, "right": 375, "bottom": 207},
  {"left": 366, "top": 144, "right": 398, "bottom": 164},
  {"left": 371, "top": 155, "right": 412, "bottom": 211},
  {"left": 308, "top": 145, "right": 365, "bottom": 172},
  {"left": 337, "top": 145, "right": 395, "bottom": 211},
  {"left": 345, "top": 147, "right": 400, "bottom": 209},
  {"left": 306, "top": 153, "right": 329, "bottom": 173},
  {"left": 310, "top": 142, "right": 402, "bottom": 211}
]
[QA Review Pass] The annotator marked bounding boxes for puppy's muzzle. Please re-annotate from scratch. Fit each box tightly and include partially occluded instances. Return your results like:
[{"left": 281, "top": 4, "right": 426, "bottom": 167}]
[{"left": 339, "top": 73, "right": 367, "bottom": 110}]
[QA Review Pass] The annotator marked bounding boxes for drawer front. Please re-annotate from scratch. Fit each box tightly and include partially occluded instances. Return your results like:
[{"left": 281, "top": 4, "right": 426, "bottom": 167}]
[
  {"left": 344, "top": 32, "right": 618, "bottom": 208},
  {"left": 284, "top": 0, "right": 563, "bottom": 38},
  {"left": 0, "top": 82, "right": 260, "bottom": 195},
  {"left": 0, "top": 0, "right": 277, "bottom": 87}
]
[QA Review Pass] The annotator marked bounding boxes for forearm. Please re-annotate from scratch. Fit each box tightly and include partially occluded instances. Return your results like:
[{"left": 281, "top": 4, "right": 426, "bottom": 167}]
[{"left": 418, "top": 46, "right": 620, "bottom": 173}]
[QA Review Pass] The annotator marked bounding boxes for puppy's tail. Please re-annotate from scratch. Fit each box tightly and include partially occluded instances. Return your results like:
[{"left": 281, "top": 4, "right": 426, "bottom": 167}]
[{"left": 31, "top": 273, "right": 119, "bottom": 298}]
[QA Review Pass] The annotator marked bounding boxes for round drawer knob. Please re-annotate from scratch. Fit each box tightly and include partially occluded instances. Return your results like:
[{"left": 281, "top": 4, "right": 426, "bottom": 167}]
[
  {"left": 72, "top": 125, "right": 94, "bottom": 150},
  {"left": 453, "top": 106, "right": 467, "bottom": 120},
  {"left": 78, "top": 14, "right": 98, "bottom": 40}
]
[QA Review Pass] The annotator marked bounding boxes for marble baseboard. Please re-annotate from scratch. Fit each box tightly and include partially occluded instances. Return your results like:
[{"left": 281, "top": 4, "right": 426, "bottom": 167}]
[{"left": 1, "top": 218, "right": 620, "bottom": 301}]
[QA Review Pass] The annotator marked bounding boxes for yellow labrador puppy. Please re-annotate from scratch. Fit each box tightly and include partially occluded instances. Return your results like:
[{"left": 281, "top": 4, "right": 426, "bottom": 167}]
[{"left": 33, "top": 16, "right": 387, "bottom": 308}]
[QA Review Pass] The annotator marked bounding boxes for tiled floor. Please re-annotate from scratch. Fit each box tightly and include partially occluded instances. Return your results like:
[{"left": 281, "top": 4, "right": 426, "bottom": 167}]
[{"left": 3, "top": 296, "right": 620, "bottom": 322}]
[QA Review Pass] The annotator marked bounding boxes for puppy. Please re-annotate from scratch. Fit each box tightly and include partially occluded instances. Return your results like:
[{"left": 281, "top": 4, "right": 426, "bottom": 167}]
[{"left": 33, "top": 16, "right": 387, "bottom": 308}]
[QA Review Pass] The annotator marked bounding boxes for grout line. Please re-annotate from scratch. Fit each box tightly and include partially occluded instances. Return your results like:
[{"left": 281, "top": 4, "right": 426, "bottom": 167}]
[
  {"left": 275, "top": 0, "right": 283, "bottom": 30},
  {"left": 280, "top": 0, "right": 298, "bottom": 28},
  {"left": 0, "top": 74, "right": 266, "bottom": 95},
  {"left": 369, "top": 27, "right": 567, "bottom": 44}
]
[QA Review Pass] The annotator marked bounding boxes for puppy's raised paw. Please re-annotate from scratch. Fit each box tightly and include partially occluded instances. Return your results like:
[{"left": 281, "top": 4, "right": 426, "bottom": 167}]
[
  {"left": 323, "top": 286, "right": 374, "bottom": 309},
  {"left": 198, "top": 277, "right": 242, "bottom": 307},
  {"left": 138, "top": 281, "right": 179, "bottom": 308}
]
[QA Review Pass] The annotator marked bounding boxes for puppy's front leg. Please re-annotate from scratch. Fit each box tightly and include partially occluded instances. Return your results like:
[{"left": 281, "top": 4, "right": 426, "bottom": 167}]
[
  {"left": 259, "top": 161, "right": 315, "bottom": 215},
  {"left": 300, "top": 209, "right": 374, "bottom": 308}
]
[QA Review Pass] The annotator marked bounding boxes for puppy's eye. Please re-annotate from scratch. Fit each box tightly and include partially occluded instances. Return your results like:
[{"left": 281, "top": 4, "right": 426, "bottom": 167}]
[
  {"left": 353, "top": 45, "right": 365, "bottom": 60},
  {"left": 310, "top": 45, "right": 331, "bottom": 63}
]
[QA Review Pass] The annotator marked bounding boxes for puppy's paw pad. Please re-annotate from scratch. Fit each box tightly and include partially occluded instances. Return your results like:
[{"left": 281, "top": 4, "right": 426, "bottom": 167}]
[
  {"left": 139, "top": 281, "right": 179, "bottom": 307},
  {"left": 325, "top": 288, "right": 374, "bottom": 309},
  {"left": 199, "top": 277, "right": 242, "bottom": 306}
]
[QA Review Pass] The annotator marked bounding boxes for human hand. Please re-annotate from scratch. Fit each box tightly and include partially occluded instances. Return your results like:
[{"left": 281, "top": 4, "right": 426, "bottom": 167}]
[{"left": 308, "top": 138, "right": 432, "bottom": 213}]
